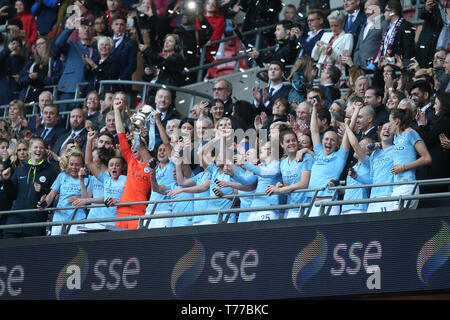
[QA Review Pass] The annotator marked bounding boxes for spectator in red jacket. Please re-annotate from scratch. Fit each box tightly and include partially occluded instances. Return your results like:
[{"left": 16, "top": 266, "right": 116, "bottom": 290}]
[
  {"left": 197, "top": 0, "right": 225, "bottom": 62},
  {"left": 13, "top": 0, "right": 38, "bottom": 46}
]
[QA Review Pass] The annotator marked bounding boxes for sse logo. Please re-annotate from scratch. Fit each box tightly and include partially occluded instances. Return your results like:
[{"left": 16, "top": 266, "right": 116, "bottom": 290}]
[
  {"left": 171, "top": 239, "right": 206, "bottom": 298},
  {"left": 55, "top": 248, "right": 141, "bottom": 300},
  {"left": 292, "top": 231, "right": 382, "bottom": 294},
  {"left": 417, "top": 221, "right": 450, "bottom": 285},
  {"left": 171, "top": 239, "right": 259, "bottom": 299},
  {"left": 291, "top": 231, "right": 328, "bottom": 292}
]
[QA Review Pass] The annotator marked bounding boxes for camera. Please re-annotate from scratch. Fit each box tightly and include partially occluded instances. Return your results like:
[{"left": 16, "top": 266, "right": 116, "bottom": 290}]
[{"left": 385, "top": 57, "right": 395, "bottom": 65}]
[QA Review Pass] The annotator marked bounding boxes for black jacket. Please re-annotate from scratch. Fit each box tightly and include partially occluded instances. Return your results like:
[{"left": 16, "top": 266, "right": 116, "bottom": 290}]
[{"left": 2, "top": 159, "right": 58, "bottom": 236}]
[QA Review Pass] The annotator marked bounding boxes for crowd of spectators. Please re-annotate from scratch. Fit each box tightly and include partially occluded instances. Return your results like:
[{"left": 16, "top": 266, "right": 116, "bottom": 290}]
[{"left": 0, "top": 0, "right": 449, "bottom": 238}]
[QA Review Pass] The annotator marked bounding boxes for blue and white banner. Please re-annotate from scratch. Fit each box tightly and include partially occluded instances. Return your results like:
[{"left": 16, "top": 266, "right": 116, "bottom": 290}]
[{"left": 0, "top": 209, "right": 449, "bottom": 300}]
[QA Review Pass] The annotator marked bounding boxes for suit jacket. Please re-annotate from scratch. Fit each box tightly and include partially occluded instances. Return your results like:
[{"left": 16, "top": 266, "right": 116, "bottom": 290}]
[
  {"left": 421, "top": 104, "right": 436, "bottom": 124},
  {"left": 344, "top": 10, "right": 367, "bottom": 42},
  {"left": 298, "top": 29, "right": 325, "bottom": 57},
  {"left": 255, "top": 84, "right": 291, "bottom": 115},
  {"left": 318, "top": 84, "right": 341, "bottom": 109},
  {"left": 52, "top": 127, "right": 88, "bottom": 156},
  {"left": 311, "top": 31, "right": 354, "bottom": 65},
  {"left": 256, "top": 38, "right": 298, "bottom": 66},
  {"left": 357, "top": 126, "right": 378, "bottom": 142},
  {"left": 36, "top": 124, "right": 68, "bottom": 150},
  {"left": 112, "top": 36, "right": 138, "bottom": 81},
  {"left": 85, "top": 53, "right": 121, "bottom": 92},
  {"left": 28, "top": 114, "right": 66, "bottom": 135},
  {"left": 55, "top": 28, "right": 100, "bottom": 94},
  {"left": 353, "top": 15, "right": 387, "bottom": 69},
  {"left": 378, "top": 18, "right": 415, "bottom": 60},
  {"left": 416, "top": 6, "right": 443, "bottom": 68},
  {"left": 373, "top": 105, "right": 390, "bottom": 128}
]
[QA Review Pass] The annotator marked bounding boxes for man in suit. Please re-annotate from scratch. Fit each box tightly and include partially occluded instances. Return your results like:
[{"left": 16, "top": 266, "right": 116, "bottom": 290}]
[
  {"left": 36, "top": 104, "right": 67, "bottom": 151},
  {"left": 372, "top": 0, "right": 415, "bottom": 66},
  {"left": 363, "top": 86, "right": 389, "bottom": 128},
  {"left": 211, "top": 79, "right": 255, "bottom": 129},
  {"left": 28, "top": 90, "right": 53, "bottom": 134},
  {"left": 297, "top": 0, "right": 330, "bottom": 25},
  {"left": 415, "top": 0, "right": 444, "bottom": 68},
  {"left": 410, "top": 80, "right": 436, "bottom": 125},
  {"left": 110, "top": 14, "right": 138, "bottom": 84},
  {"left": 248, "top": 20, "right": 298, "bottom": 66},
  {"left": 355, "top": 106, "right": 378, "bottom": 142},
  {"left": 150, "top": 88, "right": 181, "bottom": 147},
  {"left": 51, "top": 108, "right": 88, "bottom": 158},
  {"left": 296, "top": 9, "right": 326, "bottom": 58},
  {"left": 318, "top": 64, "right": 342, "bottom": 109},
  {"left": 352, "top": 0, "right": 386, "bottom": 69},
  {"left": 252, "top": 60, "right": 291, "bottom": 116},
  {"left": 343, "top": 0, "right": 367, "bottom": 46},
  {"left": 55, "top": 18, "right": 99, "bottom": 113}
]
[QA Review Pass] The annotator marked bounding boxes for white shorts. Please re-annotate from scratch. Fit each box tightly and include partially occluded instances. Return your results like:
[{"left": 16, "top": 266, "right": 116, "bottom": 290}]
[
  {"left": 341, "top": 209, "right": 365, "bottom": 215},
  {"left": 50, "top": 224, "right": 85, "bottom": 236},
  {"left": 388, "top": 184, "right": 420, "bottom": 212},
  {"left": 147, "top": 210, "right": 172, "bottom": 228},
  {"left": 309, "top": 199, "right": 341, "bottom": 217},
  {"left": 193, "top": 219, "right": 215, "bottom": 226},
  {"left": 247, "top": 211, "right": 279, "bottom": 222},
  {"left": 284, "top": 209, "right": 305, "bottom": 219},
  {"left": 367, "top": 198, "right": 396, "bottom": 213}
]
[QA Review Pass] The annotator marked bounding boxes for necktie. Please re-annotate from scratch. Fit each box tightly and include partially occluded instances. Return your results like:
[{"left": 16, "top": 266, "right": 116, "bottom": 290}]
[
  {"left": 60, "top": 132, "right": 76, "bottom": 155},
  {"left": 346, "top": 15, "right": 353, "bottom": 31},
  {"left": 113, "top": 38, "right": 119, "bottom": 48},
  {"left": 41, "top": 128, "right": 49, "bottom": 139},
  {"left": 268, "top": 87, "right": 275, "bottom": 100}
]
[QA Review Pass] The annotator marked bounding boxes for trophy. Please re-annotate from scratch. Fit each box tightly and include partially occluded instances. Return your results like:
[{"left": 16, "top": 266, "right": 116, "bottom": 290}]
[
  {"left": 129, "top": 104, "right": 155, "bottom": 134},
  {"left": 129, "top": 104, "right": 159, "bottom": 173}
]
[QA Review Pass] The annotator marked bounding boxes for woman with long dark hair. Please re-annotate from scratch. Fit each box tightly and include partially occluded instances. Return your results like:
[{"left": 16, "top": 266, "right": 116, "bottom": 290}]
[
  {"left": 17, "top": 35, "right": 63, "bottom": 103},
  {"left": 388, "top": 107, "right": 432, "bottom": 210},
  {"left": 142, "top": 33, "right": 186, "bottom": 91},
  {"left": 416, "top": 92, "right": 450, "bottom": 193}
]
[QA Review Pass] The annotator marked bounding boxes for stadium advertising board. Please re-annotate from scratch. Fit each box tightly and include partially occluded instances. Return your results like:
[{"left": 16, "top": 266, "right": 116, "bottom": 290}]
[{"left": 0, "top": 210, "right": 449, "bottom": 300}]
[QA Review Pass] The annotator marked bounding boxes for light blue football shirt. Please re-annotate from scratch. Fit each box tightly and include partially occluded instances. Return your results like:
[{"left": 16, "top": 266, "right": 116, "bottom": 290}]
[
  {"left": 308, "top": 143, "right": 349, "bottom": 197},
  {"left": 51, "top": 172, "right": 89, "bottom": 222},
  {"left": 392, "top": 129, "right": 423, "bottom": 182}
]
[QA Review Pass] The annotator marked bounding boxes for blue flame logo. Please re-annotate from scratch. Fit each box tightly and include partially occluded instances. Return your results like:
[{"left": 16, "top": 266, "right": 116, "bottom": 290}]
[
  {"left": 292, "top": 231, "right": 328, "bottom": 292},
  {"left": 55, "top": 248, "right": 89, "bottom": 300},
  {"left": 417, "top": 221, "right": 450, "bottom": 285},
  {"left": 171, "top": 239, "right": 206, "bottom": 298}
]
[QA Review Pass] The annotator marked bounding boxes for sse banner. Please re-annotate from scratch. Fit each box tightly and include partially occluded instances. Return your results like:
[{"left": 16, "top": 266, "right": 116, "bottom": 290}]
[{"left": 0, "top": 209, "right": 449, "bottom": 300}]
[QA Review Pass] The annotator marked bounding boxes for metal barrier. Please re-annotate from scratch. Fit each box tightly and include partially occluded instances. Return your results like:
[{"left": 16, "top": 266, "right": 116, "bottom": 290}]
[{"left": 0, "top": 178, "right": 449, "bottom": 237}]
